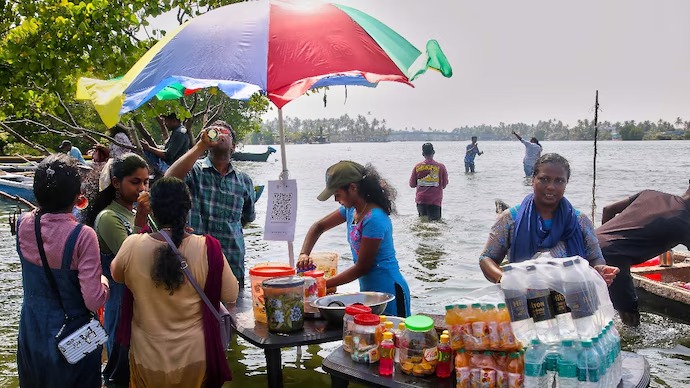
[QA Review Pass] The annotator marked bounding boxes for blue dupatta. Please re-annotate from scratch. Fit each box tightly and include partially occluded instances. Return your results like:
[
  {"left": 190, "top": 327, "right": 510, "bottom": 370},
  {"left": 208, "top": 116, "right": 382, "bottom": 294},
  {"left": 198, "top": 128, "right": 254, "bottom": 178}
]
[{"left": 510, "top": 193, "right": 586, "bottom": 262}]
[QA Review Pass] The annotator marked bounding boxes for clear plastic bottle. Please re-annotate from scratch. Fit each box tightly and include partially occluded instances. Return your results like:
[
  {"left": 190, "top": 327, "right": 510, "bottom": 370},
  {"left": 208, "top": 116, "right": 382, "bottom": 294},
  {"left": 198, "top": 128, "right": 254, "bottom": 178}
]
[
  {"left": 543, "top": 345, "right": 560, "bottom": 388},
  {"left": 436, "top": 334, "right": 453, "bottom": 378},
  {"left": 606, "top": 322, "right": 622, "bottom": 385},
  {"left": 556, "top": 340, "right": 578, "bottom": 388},
  {"left": 562, "top": 260, "right": 599, "bottom": 340},
  {"left": 546, "top": 261, "right": 577, "bottom": 340},
  {"left": 592, "top": 335, "right": 609, "bottom": 387},
  {"left": 379, "top": 331, "right": 395, "bottom": 376},
  {"left": 577, "top": 340, "right": 601, "bottom": 387},
  {"left": 525, "top": 265, "right": 560, "bottom": 344},
  {"left": 524, "top": 339, "right": 548, "bottom": 388},
  {"left": 500, "top": 265, "right": 536, "bottom": 346},
  {"left": 394, "top": 322, "right": 406, "bottom": 363}
]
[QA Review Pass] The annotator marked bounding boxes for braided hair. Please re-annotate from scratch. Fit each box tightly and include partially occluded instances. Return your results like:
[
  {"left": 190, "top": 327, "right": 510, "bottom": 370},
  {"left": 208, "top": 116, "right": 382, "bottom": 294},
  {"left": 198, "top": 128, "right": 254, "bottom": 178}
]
[{"left": 149, "top": 177, "right": 192, "bottom": 294}]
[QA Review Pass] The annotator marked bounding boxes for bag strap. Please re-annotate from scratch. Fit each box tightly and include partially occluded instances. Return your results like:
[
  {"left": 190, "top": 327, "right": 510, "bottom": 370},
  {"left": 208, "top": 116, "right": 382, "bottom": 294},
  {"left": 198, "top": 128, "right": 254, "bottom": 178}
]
[
  {"left": 158, "top": 231, "right": 223, "bottom": 323},
  {"left": 34, "top": 212, "right": 69, "bottom": 319}
]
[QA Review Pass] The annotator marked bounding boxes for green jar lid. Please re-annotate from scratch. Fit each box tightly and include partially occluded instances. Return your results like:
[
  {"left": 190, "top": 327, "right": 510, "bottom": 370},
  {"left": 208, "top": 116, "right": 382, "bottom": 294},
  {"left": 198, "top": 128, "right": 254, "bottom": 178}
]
[{"left": 404, "top": 315, "right": 434, "bottom": 332}]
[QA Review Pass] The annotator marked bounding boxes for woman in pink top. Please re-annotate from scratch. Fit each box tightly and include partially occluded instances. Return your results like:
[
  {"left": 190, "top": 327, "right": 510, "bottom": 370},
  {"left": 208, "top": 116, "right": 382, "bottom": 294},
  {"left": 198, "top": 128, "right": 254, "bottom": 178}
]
[{"left": 15, "top": 154, "right": 110, "bottom": 388}]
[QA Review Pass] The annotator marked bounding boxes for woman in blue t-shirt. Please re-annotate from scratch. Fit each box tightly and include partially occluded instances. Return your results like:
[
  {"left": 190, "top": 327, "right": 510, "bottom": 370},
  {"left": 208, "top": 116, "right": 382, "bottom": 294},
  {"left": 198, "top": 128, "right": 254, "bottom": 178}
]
[{"left": 297, "top": 161, "right": 411, "bottom": 317}]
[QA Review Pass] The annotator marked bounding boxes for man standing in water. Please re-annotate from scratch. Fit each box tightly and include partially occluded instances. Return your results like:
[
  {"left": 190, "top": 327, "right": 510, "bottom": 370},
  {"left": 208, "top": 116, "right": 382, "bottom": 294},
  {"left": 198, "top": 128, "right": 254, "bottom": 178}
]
[
  {"left": 166, "top": 120, "right": 256, "bottom": 287},
  {"left": 409, "top": 143, "right": 448, "bottom": 221},
  {"left": 512, "top": 131, "right": 542, "bottom": 177},
  {"left": 596, "top": 181, "right": 690, "bottom": 326},
  {"left": 464, "top": 136, "right": 483, "bottom": 173}
]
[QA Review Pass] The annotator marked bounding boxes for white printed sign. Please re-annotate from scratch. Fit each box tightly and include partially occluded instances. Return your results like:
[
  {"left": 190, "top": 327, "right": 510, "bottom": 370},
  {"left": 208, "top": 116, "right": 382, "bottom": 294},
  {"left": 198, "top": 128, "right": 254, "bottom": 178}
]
[{"left": 263, "top": 179, "right": 298, "bottom": 241}]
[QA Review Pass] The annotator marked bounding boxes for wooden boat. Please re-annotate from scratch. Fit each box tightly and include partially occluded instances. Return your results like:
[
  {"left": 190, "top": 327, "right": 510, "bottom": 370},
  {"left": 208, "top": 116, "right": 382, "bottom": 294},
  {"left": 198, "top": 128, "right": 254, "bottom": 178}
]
[
  {"left": 631, "top": 251, "right": 690, "bottom": 323},
  {"left": 232, "top": 146, "right": 276, "bottom": 162},
  {"left": 0, "top": 173, "right": 35, "bottom": 202}
]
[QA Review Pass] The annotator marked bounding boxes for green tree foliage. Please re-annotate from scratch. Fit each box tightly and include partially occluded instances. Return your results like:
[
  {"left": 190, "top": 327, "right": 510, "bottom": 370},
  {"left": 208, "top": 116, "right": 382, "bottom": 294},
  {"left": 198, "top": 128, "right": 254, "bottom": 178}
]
[{"left": 0, "top": 0, "right": 267, "bottom": 155}]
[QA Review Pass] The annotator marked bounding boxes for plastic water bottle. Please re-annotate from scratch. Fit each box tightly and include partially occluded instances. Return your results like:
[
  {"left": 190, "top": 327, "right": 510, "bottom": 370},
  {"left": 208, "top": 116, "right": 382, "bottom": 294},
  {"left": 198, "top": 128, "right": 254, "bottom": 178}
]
[
  {"left": 577, "top": 340, "right": 601, "bottom": 387},
  {"left": 604, "top": 323, "right": 622, "bottom": 385},
  {"left": 525, "top": 265, "right": 560, "bottom": 344},
  {"left": 591, "top": 335, "right": 609, "bottom": 387},
  {"left": 543, "top": 345, "right": 560, "bottom": 388},
  {"left": 546, "top": 261, "right": 577, "bottom": 340},
  {"left": 562, "top": 260, "right": 599, "bottom": 340},
  {"left": 524, "top": 339, "right": 548, "bottom": 388},
  {"left": 557, "top": 340, "right": 578, "bottom": 388},
  {"left": 500, "top": 265, "right": 536, "bottom": 345}
]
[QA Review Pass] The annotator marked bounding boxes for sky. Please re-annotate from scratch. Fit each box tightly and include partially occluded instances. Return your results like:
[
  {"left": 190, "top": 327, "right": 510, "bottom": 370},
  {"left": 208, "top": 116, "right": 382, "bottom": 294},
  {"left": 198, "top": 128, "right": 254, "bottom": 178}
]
[{"left": 152, "top": 0, "right": 690, "bottom": 131}]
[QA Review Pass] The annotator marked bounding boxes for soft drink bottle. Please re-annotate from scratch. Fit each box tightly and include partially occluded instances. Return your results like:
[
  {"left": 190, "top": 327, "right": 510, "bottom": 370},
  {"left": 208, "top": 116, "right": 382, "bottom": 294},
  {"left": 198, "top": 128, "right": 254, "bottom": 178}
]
[
  {"left": 497, "top": 303, "right": 518, "bottom": 351},
  {"left": 437, "top": 334, "right": 453, "bottom": 378},
  {"left": 470, "top": 303, "right": 489, "bottom": 349},
  {"left": 525, "top": 265, "right": 559, "bottom": 344},
  {"left": 485, "top": 303, "right": 501, "bottom": 350},
  {"left": 500, "top": 265, "right": 536, "bottom": 345},
  {"left": 577, "top": 340, "right": 601, "bottom": 387},
  {"left": 524, "top": 339, "right": 548, "bottom": 388},
  {"left": 494, "top": 351, "right": 508, "bottom": 388},
  {"left": 507, "top": 352, "right": 524, "bottom": 388},
  {"left": 375, "top": 315, "right": 387, "bottom": 345},
  {"left": 454, "top": 304, "right": 470, "bottom": 350},
  {"left": 455, "top": 348, "right": 470, "bottom": 388},
  {"left": 379, "top": 332, "right": 394, "bottom": 376},
  {"left": 556, "top": 340, "right": 578, "bottom": 388}
]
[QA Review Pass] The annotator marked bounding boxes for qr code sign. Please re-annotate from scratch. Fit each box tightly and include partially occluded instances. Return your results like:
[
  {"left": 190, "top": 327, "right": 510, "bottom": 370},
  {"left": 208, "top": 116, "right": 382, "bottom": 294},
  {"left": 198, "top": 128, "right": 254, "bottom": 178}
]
[{"left": 270, "top": 192, "right": 293, "bottom": 222}]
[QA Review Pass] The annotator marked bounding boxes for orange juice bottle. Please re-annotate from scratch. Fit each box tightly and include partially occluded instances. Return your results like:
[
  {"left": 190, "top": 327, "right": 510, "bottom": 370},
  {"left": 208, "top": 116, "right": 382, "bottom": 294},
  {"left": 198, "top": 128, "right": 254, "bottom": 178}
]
[
  {"left": 375, "top": 315, "right": 387, "bottom": 345},
  {"left": 471, "top": 304, "right": 489, "bottom": 349},
  {"left": 494, "top": 351, "right": 508, "bottom": 388},
  {"left": 497, "top": 303, "right": 518, "bottom": 351},
  {"left": 485, "top": 304, "right": 501, "bottom": 350},
  {"left": 451, "top": 304, "right": 468, "bottom": 350},
  {"left": 507, "top": 352, "right": 524, "bottom": 388},
  {"left": 445, "top": 304, "right": 459, "bottom": 326},
  {"left": 455, "top": 348, "right": 470, "bottom": 388}
]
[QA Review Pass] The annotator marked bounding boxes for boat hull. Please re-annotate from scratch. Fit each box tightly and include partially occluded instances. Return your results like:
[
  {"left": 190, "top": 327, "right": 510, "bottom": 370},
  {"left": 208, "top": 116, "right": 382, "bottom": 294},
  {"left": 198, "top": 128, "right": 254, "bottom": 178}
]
[{"left": 631, "top": 251, "right": 690, "bottom": 323}]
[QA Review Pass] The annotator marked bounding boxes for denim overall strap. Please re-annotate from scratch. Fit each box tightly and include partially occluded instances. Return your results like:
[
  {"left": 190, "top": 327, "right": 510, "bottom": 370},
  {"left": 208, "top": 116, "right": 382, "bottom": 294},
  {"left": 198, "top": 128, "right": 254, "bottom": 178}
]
[{"left": 61, "top": 224, "right": 84, "bottom": 270}]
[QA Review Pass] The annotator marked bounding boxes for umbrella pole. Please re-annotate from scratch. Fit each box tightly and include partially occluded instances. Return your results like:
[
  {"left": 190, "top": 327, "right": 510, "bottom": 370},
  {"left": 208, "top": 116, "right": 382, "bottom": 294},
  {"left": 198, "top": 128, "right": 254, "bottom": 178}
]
[{"left": 277, "top": 108, "right": 295, "bottom": 268}]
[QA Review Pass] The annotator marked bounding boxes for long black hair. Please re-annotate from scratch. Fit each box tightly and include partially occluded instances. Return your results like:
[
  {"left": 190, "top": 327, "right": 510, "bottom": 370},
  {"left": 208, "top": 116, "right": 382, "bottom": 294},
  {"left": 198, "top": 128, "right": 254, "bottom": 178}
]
[
  {"left": 345, "top": 163, "right": 397, "bottom": 215},
  {"left": 83, "top": 153, "right": 149, "bottom": 227},
  {"left": 532, "top": 153, "right": 571, "bottom": 181},
  {"left": 33, "top": 154, "right": 81, "bottom": 213},
  {"left": 149, "top": 177, "right": 192, "bottom": 294}
]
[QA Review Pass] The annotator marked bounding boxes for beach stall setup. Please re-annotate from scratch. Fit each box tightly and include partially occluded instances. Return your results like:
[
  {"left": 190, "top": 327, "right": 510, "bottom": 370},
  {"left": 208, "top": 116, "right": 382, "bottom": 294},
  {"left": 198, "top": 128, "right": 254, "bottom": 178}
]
[{"left": 76, "top": 0, "right": 452, "bottom": 386}]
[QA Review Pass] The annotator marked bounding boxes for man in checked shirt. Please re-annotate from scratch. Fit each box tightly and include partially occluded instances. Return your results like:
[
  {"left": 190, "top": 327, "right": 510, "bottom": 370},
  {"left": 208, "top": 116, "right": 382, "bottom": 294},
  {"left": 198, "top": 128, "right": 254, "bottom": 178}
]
[{"left": 166, "top": 120, "right": 256, "bottom": 288}]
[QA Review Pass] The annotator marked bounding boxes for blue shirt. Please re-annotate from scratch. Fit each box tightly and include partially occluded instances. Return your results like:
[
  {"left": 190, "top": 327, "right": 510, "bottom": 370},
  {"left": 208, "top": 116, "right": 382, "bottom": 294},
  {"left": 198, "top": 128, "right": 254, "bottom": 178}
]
[
  {"left": 68, "top": 147, "right": 86, "bottom": 164},
  {"left": 465, "top": 143, "right": 480, "bottom": 163},
  {"left": 338, "top": 206, "right": 410, "bottom": 316}
]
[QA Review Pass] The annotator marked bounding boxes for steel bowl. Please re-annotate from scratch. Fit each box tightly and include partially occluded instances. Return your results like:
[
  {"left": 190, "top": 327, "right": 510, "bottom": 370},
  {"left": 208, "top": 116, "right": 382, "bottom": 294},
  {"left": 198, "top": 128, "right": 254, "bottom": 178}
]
[{"left": 312, "top": 292, "right": 395, "bottom": 326}]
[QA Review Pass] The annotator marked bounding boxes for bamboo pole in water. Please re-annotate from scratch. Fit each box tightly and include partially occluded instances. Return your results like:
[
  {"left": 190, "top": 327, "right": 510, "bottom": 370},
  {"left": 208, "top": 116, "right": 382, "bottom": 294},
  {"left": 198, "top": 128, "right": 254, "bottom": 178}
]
[{"left": 591, "top": 90, "right": 599, "bottom": 223}]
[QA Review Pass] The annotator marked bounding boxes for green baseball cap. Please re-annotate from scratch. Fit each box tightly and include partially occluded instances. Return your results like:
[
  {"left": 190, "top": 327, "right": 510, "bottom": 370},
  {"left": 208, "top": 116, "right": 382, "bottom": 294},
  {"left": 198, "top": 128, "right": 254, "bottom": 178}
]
[{"left": 317, "top": 161, "right": 366, "bottom": 201}]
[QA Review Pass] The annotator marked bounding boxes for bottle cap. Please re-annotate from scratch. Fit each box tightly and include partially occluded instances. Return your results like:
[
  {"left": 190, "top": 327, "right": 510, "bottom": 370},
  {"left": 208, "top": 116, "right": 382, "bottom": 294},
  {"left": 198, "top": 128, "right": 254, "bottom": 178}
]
[
  {"left": 485, "top": 304, "right": 495, "bottom": 309},
  {"left": 509, "top": 352, "right": 519, "bottom": 358},
  {"left": 457, "top": 348, "right": 466, "bottom": 354},
  {"left": 384, "top": 321, "right": 394, "bottom": 329},
  {"left": 457, "top": 304, "right": 468, "bottom": 309},
  {"left": 504, "top": 265, "right": 513, "bottom": 272},
  {"left": 581, "top": 340, "right": 592, "bottom": 348},
  {"left": 592, "top": 336, "right": 600, "bottom": 343},
  {"left": 379, "top": 315, "right": 387, "bottom": 323},
  {"left": 398, "top": 322, "right": 406, "bottom": 330},
  {"left": 442, "top": 330, "right": 449, "bottom": 336},
  {"left": 562, "top": 340, "right": 573, "bottom": 346},
  {"left": 471, "top": 303, "right": 482, "bottom": 308},
  {"left": 440, "top": 334, "right": 449, "bottom": 343},
  {"left": 383, "top": 332, "right": 393, "bottom": 341},
  {"left": 497, "top": 303, "right": 506, "bottom": 309},
  {"left": 530, "top": 339, "right": 541, "bottom": 345},
  {"left": 483, "top": 350, "right": 493, "bottom": 355},
  {"left": 445, "top": 304, "right": 455, "bottom": 311},
  {"left": 354, "top": 313, "right": 381, "bottom": 326}
]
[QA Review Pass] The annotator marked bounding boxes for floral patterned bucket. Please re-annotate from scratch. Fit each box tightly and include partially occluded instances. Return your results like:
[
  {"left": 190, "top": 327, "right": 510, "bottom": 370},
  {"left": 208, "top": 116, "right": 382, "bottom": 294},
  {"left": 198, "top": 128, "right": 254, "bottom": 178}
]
[{"left": 262, "top": 276, "right": 306, "bottom": 333}]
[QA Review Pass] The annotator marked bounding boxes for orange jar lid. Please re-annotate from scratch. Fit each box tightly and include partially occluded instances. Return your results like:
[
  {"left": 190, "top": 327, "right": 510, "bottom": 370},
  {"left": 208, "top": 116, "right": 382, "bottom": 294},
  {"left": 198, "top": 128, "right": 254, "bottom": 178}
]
[{"left": 249, "top": 265, "right": 296, "bottom": 277}]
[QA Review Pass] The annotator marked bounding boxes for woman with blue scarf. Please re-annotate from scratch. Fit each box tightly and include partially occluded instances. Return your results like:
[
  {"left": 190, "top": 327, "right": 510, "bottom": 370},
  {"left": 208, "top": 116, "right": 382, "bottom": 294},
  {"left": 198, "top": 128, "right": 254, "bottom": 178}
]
[{"left": 479, "top": 153, "right": 619, "bottom": 284}]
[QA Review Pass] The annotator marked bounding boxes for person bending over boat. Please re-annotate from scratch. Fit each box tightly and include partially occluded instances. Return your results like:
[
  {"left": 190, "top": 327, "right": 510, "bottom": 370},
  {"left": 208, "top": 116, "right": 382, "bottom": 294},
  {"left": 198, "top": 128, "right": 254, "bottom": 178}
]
[
  {"left": 596, "top": 181, "right": 690, "bottom": 326},
  {"left": 297, "top": 161, "right": 411, "bottom": 317},
  {"left": 15, "top": 154, "right": 109, "bottom": 387},
  {"left": 479, "top": 153, "right": 619, "bottom": 285},
  {"left": 512, "top": 131, "right": 542, "bottom": 177},
  {"left": 82, "top": 153, "right": 150, "bottom": 384},
  {"left": 111, "top": 177, "right": 238, "bottom": 387}
]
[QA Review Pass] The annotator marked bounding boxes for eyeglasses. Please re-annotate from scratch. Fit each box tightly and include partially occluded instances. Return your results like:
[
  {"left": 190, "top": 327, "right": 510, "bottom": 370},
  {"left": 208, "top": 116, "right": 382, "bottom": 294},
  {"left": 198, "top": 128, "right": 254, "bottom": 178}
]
[{"left": 535, "top": 176, "right": 568, "bottom": 187}]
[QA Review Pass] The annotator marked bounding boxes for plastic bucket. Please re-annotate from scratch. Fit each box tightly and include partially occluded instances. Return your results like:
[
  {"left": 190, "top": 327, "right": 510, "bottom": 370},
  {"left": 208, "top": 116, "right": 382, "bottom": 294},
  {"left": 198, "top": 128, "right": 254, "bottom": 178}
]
[
  {"left": 249, "top": 263, "right": 296, "bottom": 323},
  {"left": 310, "top": 252, "right": 339, "bottom": 279}
]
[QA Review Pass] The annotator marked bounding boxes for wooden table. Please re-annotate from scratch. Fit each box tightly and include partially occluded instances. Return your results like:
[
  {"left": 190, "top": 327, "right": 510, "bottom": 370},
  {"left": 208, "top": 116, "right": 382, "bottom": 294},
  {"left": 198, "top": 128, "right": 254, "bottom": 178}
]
[
  {"left": 228, "top": 295, "right": 343, "bottom": 388},
  {"left": 322, "top": 346, "right": 651, "bottom": 388}
]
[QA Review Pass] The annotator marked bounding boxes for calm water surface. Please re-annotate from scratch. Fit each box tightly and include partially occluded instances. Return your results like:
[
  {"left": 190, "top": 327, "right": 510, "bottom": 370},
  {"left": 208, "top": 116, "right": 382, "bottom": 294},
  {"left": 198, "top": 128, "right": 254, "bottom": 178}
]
[{"left": 0, "top": 141, "right": 688, "bottom": 387}]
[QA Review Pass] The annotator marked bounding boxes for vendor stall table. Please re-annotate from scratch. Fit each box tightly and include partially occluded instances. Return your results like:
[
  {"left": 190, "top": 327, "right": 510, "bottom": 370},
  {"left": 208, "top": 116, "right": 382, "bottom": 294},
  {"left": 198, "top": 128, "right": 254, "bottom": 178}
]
[
  {"left": 322, "top": 346, "right": 651, "bottom": 388},
  {"left": 228, "top": 295, "right": 343, "bottom": 388}
]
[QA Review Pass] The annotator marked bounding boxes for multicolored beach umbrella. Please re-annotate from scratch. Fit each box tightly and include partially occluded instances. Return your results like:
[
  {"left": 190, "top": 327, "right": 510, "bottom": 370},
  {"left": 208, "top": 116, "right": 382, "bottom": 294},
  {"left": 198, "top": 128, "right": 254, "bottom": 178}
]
[{"left": 76, "top": 0, "right": 453, "bottom": 128}]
